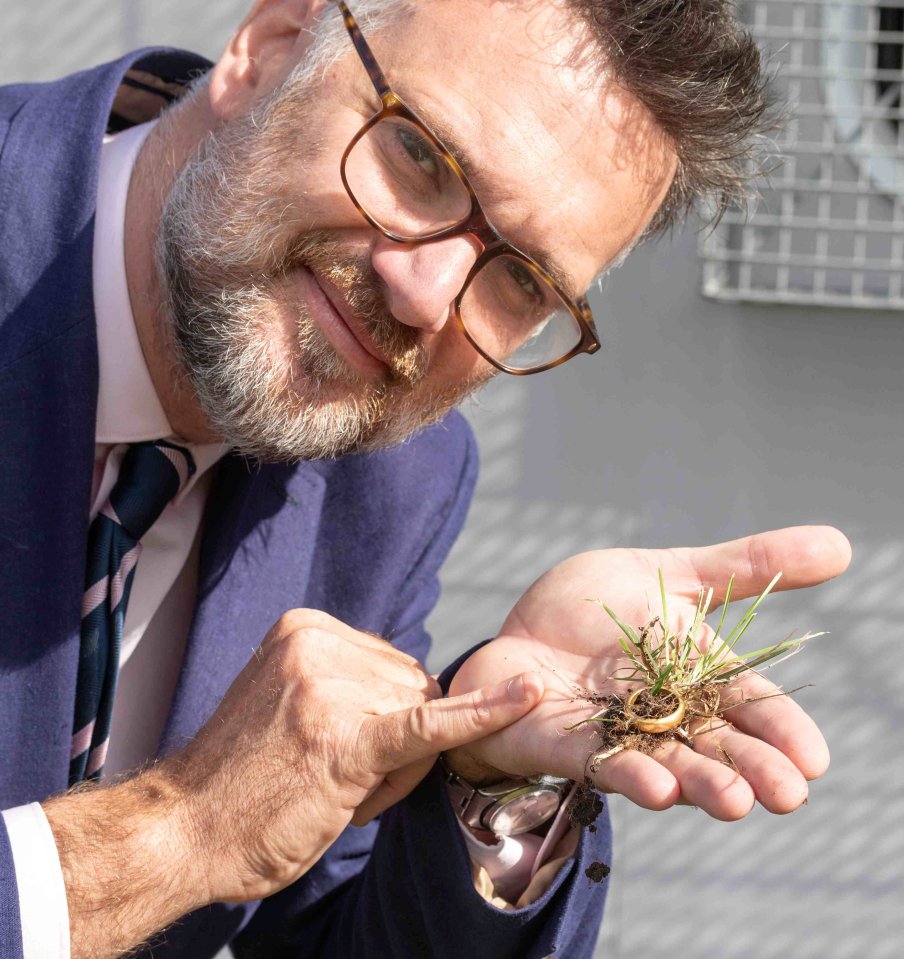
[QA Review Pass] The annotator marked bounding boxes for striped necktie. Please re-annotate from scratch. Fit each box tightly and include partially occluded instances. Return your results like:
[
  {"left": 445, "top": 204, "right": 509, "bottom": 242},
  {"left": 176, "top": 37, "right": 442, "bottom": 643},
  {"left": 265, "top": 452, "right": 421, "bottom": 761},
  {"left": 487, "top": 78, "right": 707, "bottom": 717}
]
[{"left": 69, "top": 440, "right": 196, "bottom": 785}]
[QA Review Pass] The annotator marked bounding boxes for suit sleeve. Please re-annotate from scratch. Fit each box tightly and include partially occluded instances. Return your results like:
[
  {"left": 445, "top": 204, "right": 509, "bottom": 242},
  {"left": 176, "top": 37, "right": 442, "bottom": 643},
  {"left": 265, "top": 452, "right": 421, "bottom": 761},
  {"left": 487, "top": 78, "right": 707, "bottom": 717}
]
[
  {"left": 231, "top": 423, "right": 613, "bottom": 959},
  {"left": 0, "top": 812, "right": 25, "bottom": 959}
]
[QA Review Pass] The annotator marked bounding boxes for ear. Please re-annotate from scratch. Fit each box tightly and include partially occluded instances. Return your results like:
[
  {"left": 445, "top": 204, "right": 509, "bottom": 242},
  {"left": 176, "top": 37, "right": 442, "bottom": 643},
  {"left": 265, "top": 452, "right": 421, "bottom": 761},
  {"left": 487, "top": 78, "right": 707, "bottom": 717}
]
[{"left": 209, "top": 0, "right": 332, "bottom": 120}]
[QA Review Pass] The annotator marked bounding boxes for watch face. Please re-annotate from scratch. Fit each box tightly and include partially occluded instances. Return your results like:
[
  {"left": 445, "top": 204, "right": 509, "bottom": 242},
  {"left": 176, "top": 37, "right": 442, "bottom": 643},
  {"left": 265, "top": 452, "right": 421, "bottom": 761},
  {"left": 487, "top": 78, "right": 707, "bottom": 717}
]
[{"left": 484, "top": 787, "right": 563, "bottom": 837}]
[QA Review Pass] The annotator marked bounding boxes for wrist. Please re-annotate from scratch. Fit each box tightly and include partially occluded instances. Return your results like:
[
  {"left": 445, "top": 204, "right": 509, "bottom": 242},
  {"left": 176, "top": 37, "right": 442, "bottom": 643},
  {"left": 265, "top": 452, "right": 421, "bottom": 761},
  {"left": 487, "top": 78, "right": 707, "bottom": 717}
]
[
  {"left": 125, "top": 763, "right": 214, "bottom": 912},
  {"left": 441, "top": 746, "right": 509, "bottom": 787},
  {"left": 43, "top": 766, "right": 209, "bottom": 959}
]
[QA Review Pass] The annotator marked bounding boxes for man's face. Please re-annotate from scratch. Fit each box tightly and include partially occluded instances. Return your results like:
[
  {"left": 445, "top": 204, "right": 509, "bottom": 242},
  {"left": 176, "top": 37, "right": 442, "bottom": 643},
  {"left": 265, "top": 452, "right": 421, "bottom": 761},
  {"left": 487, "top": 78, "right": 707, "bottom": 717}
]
[{"left": 159, "top": 0, "right": 676, "bottom": 461}]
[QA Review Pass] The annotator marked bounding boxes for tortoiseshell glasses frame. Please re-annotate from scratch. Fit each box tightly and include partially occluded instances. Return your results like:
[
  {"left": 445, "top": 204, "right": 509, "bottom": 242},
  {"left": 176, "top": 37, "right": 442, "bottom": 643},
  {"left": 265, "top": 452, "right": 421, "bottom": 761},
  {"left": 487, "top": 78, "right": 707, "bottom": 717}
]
[{"left": 334, "top": 0, "right": 601, "bottom": 375}]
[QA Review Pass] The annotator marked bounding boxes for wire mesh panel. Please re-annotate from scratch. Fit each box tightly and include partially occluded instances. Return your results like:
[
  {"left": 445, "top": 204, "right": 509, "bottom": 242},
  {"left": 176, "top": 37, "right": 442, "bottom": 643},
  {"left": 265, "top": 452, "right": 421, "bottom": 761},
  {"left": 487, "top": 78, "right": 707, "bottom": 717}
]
[{"left": 701, "top": 0, "right": 904, "bottom": 310}]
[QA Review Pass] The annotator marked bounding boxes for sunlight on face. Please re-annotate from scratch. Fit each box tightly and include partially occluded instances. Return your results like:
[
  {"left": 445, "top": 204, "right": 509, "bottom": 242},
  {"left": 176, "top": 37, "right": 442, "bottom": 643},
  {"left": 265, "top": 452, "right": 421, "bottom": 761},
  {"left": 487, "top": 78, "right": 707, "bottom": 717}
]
[{"left": 158, "top": 0, "right": 676, "bottom": 462}]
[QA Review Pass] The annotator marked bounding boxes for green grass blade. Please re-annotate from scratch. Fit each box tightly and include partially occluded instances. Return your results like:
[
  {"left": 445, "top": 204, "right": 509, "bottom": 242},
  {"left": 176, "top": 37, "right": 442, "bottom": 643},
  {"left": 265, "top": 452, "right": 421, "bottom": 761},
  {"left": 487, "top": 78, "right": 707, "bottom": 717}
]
[
  {"left": 603, "top": 605, "right": 640, "bottom": 647},
  {"left": 701, "top": 632, "right": 823, "bottom": 683},
  {"left": 603, "top": 605, "right": 649, "bottom": 675},
  {"left": 658, "top": 568, "right": 669, "bottom": 642},
  {"left": 687, "top": 587, "right": 716, "bottom": 673},
  {"left": 706, "top": 649, "right": 796, "bottom": 682},
  {"left": 712, "top": 574, "right": 735, "bottom": 642},
  {"left": 612, "top": 666, "right": 647, "bottom": 682},
  {"left": 731, "top": 637, "right": 803, "bottom": 664},
  {"left": 722, "top": 572, "right": 782, "bottom": 651},
  {"left": 651, "top": 662, "right": 674, "bottom": 695},
  {"left": 565, "top": 715, "right": 618, "bottom": 731},
  {"left": 678, "top": 628, "right": 696, "bottom": 670}
]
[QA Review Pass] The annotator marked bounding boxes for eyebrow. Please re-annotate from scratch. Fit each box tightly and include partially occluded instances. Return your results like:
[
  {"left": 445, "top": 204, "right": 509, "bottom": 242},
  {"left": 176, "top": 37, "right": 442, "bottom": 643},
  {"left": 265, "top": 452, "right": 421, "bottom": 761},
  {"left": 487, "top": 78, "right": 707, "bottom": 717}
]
[{"left": 395, "top": 88, "right": 583, "bottom": 300}]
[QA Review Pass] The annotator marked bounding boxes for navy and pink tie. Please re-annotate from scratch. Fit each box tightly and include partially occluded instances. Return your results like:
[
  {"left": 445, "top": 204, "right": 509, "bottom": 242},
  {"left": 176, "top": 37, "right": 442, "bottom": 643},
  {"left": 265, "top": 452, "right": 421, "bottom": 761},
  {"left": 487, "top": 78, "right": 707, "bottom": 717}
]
[{"left": 69, "top": 440, "right": 196, "bottom": 786}]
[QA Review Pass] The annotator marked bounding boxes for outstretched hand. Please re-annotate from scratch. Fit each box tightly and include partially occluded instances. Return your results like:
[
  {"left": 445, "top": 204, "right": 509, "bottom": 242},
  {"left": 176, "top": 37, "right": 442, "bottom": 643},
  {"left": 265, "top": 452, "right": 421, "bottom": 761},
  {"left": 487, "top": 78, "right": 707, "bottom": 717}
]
[{"left": 446, "top": 526, "right": 851, "bottom": 821}]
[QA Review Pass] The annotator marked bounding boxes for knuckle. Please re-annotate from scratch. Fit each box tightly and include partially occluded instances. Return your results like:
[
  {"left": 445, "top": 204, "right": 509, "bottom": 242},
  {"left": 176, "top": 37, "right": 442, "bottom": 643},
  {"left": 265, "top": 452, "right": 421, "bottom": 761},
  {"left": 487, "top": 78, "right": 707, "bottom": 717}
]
[
  {"left": 377, "top": 642, "right": 425, "bottom": 673},
  {"left": 277, "top": 626, "right": 338, "bottom": 685},
  {"left": 400, "top": 658, "right": 434, "bottom": 695},
  {"left": 282, "top": 628, "right": 320, "bottom": 667},
  {"left": 406, "top": 703, "right": 434, "bottom": 745},
  {"left": 394, "top": 647, "right": 424, "bottom": 669},
  {"left": 270, "top": 608, "right": 311, "bottom": 638},
  {"left": 297, "top": 608, "right": 341, "bottom": 631},
  {"left": 746, "top": 537, "right": 774, "bottom": 585},
  {"left": 269, "top": 608, "right": 335, "bottom": 642},
  {"left": 424, "top": 675, "right": 443, "bottom": 701},
  {"left": 411, "top": 672, "right": 441, "bottom": 701},
  {"left": 467, "top": 695, "right": 492, "bottom": 730}
]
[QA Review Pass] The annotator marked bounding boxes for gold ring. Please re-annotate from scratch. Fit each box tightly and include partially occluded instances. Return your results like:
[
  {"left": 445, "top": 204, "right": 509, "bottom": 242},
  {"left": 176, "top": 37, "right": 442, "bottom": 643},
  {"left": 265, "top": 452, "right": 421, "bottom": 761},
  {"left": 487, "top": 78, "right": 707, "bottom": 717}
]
[{"left": 624, "top": 687, "right": 686, "bottom": 733}]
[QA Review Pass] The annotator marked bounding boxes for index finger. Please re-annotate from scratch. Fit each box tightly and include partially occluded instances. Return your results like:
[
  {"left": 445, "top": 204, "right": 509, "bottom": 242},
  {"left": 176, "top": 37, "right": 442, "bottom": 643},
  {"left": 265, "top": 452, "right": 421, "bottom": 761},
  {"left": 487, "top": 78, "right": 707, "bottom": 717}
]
[
  {"left": 672, "top": 525, "right": 851, "bottom": 604},
  {"left": 361, "top": 672, "right": 544, "bottom": 772}
]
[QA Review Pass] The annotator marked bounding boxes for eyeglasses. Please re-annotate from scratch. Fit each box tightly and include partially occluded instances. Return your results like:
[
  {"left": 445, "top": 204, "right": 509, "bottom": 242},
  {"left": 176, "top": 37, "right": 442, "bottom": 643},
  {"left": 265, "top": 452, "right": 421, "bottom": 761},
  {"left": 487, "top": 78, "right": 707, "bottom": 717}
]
[{"left": 335, "top": 0, "right": 601, "bottom": 375}]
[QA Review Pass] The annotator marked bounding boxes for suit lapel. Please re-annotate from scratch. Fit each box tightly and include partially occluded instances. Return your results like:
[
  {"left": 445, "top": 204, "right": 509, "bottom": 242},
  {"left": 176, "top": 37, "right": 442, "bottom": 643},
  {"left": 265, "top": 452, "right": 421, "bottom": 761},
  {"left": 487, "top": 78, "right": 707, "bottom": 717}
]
[
  {"left": 0, "top": 274, "right": 97, "bottom": 804},
  {"left": 159, "top": 458, "right": 327, "bottom": 754},
  {"left": 0, "top": 50, "right": 212, "bottom": 802},
  {"left": 0, "top": 58, "right": 106, "bottom": 799}
]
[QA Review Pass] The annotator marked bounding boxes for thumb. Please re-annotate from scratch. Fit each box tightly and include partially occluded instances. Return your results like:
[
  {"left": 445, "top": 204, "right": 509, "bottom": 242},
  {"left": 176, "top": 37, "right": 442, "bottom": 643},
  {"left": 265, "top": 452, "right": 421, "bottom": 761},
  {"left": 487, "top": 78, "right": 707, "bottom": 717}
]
[
  {"left": 362, "top": 671, "right": 543, "bottom": 773},
  {"left": 673, "top": 525, "right": 852, "bottom": 603}
]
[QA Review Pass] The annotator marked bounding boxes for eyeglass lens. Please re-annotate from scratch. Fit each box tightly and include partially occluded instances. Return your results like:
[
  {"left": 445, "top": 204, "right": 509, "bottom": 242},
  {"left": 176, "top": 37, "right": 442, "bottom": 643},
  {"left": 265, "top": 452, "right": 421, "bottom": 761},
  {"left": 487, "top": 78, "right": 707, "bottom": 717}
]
[
  {"left": 344, "top": 115, "right": 471, "bottom": 235},
  {"left": 460, "top": 254, "right": 583, "bottom": 371},
  {"left": 343, "top": 114, "right": 584, "bottom": 371}
]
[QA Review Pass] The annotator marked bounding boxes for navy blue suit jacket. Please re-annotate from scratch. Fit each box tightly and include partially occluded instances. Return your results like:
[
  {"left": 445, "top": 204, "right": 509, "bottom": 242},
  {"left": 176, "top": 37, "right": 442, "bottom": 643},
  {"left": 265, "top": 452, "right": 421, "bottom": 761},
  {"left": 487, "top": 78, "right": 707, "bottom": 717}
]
[{"left": 0, "top": 51, "right": 611, "bottom": 958}]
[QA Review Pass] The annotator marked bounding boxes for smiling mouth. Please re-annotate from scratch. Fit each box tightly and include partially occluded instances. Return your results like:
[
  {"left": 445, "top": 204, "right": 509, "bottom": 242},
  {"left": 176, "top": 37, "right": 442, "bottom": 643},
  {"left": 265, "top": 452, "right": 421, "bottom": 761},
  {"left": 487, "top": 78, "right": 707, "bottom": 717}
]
[{"left": 295, "top": 265, "right": 393, "bottom": 379}]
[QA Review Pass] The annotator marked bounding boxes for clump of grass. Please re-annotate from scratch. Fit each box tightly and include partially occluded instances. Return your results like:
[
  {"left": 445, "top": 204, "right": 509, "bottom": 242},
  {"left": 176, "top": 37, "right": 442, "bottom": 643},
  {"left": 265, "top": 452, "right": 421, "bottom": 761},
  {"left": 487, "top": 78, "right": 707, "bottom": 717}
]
[
  {"left": 605, "top": 570, "right": 820, "bottom": 692},
  {"left": 569, "top": 570, "right": 824, "bottom": 764}
]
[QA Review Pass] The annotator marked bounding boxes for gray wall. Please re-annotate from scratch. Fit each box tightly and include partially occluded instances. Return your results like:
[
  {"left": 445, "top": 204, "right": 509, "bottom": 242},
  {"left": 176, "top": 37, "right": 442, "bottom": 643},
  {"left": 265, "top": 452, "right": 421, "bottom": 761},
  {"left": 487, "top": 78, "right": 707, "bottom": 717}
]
[
  {"left": 0, "top": 1, "right": 244, "bottom": 85},
  {"left": 4, "top": 2, "right": 902, "bottom": 956}
]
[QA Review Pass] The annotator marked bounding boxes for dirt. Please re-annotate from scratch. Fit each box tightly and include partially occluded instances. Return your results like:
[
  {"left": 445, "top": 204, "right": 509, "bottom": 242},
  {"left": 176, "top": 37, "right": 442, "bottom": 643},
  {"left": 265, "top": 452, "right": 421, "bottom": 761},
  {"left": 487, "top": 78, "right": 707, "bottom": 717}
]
[
  {"left": 567, "top": 784, "right": 610, "bottom": 883},
  {"left": 571, "top": 679, "right": 737, "bottom": 773},
  {"left": 585, "top": 861, "right": 611, "bottom": 883},
  {"left": 626, "top": 686, "right": 683, "bottom": 719},
  {"left": 568, "top": 782, "right": 604, "bottom": 830}
]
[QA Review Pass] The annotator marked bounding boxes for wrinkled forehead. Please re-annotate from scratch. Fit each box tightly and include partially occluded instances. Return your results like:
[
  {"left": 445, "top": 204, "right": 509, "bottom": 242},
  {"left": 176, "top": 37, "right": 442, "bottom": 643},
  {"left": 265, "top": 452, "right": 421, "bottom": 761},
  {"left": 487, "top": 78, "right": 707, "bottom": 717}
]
[{"left": 360, "top": 0, "right": 676, "bottom": 288}]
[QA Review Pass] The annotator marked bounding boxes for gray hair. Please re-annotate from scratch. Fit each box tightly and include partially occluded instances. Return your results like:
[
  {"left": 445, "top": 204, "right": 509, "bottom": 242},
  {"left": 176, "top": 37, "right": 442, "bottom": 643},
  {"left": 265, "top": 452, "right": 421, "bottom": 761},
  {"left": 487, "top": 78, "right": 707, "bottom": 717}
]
[{"left": 260, "top": 0, "right": 413, "bottom": 119}]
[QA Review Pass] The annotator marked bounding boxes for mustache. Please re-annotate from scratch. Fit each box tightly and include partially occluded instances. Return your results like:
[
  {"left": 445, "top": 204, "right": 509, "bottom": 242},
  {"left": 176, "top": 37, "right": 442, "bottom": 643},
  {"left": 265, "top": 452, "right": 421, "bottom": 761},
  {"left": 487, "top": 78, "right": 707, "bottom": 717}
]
[{"left": 284, "top": 232, "right": 429, "bottom": 385}]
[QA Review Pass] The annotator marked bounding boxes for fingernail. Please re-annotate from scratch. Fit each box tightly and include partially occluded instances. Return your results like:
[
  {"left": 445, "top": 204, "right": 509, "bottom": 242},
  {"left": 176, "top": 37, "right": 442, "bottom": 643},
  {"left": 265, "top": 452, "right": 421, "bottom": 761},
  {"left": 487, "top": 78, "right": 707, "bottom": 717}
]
[{"left": 506, "top": 675, "right": 527, "bottom": 701}]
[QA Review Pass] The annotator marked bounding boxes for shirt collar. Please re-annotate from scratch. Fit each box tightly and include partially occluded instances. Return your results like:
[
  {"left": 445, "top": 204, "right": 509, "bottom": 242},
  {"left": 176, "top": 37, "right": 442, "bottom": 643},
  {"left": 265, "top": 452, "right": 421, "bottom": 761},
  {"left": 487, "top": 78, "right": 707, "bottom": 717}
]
[
  {"left": 92, "top": 120, "right": 226, "bottom": 484},
  {"left": 93, "top": 119, "right": 172, "bottom": 443}
]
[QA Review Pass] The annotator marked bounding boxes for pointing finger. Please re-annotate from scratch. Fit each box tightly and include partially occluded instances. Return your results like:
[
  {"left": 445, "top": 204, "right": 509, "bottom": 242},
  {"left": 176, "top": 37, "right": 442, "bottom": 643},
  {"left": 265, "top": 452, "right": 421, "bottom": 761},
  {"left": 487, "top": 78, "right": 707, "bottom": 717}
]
[{"left": 362, "top": 672, "right": 544, "bottom": 772}]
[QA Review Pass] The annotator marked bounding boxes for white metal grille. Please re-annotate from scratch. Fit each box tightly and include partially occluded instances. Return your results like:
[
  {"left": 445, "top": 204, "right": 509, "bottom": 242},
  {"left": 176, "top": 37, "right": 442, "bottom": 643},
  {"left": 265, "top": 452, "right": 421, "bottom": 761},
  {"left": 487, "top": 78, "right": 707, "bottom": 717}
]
[{"left": 701, "top": 0, "right": 904, "bottom": 309}]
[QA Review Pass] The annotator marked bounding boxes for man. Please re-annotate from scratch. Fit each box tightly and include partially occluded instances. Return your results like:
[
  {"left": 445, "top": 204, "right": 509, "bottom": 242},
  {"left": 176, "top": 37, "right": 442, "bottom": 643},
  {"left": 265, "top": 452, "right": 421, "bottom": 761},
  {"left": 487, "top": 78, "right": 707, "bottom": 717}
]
[{"left": 0, "top": 0, "right": 851, "bottom": 957}]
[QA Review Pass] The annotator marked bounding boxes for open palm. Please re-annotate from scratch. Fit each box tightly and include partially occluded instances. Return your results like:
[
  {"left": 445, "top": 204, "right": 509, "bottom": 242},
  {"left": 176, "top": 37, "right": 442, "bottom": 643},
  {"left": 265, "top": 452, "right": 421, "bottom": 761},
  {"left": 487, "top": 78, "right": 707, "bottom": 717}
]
[{"left": 447, "top": 525, "right": 851, "bottom": 820}]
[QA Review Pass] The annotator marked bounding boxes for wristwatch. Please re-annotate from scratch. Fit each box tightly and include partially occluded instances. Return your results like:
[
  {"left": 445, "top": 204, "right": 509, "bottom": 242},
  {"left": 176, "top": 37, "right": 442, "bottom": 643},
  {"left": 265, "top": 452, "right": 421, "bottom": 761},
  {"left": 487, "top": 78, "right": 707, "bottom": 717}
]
[{"left": 441, "top": 757, "right": 573, "bottom": 837}]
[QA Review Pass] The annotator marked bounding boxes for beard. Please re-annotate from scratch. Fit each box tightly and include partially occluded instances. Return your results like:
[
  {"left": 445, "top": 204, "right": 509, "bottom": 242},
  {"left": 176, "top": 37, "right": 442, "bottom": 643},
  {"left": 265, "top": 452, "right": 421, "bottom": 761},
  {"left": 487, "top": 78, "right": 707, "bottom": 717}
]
[{"left": 156, "top": 78, "right": 488, "bottom": 463}]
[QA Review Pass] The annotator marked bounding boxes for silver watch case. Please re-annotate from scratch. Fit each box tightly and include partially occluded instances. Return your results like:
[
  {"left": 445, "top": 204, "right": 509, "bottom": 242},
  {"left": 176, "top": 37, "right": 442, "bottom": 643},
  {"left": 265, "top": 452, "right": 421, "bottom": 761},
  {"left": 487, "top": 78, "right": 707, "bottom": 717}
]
[{"left": 444, "top": 766, "right": 573, "bottom": 837}]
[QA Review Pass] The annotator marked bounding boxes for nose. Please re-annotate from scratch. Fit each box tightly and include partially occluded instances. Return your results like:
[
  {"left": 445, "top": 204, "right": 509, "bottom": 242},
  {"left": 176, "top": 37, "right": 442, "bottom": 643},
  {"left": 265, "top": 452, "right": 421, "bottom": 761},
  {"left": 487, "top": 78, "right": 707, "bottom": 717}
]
[{"left": 370, "top": 233, "right": 481, "bottom": 334}]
